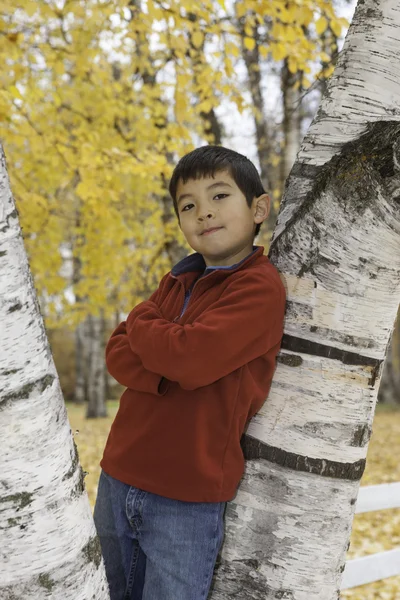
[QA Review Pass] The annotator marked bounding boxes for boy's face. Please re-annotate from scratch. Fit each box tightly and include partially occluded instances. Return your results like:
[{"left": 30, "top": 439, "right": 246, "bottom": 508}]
[{"left": 176, "top": 171, "right": 270, "bottom": 267}]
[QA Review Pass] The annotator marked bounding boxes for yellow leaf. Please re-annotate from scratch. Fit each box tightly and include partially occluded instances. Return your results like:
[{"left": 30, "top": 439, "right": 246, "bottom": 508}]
[
  {"left": 295, "top": 7, "right": 313, "bottom": 26},
  {"left": 316, "top": 16, "right": 328, "bottom": 36},
  {"left": 323, "top": 65, "right": 335, "bottom": 79},
  {"left": 320, "top": 51, "right": 331, "bottom": 63},
  {"left": 197, "top": 99, "right": 213, "bottom": 113},
  {"left": 330, "top": 18, "right": 342, "bottom": 37},
  {"left": 224, "top": 56, "right": 234, "bottom": 78},
  {"left": 9, "top": 85, "right": 22, "bottom": 99},
  {"left": 284, "top": 26, "right": 297, "bottom": 43},
  {"left": 244, "top": 36, "right": 256, "bottom": 51},
  {"left": 236, "top": 3, "right": 247, "bottom": 18},
  {"left": 271, "top": 22, "right": 284, "bottom": 40},
  {"left": 271, "top": 42, "right": 287, "bottom": 62},
  {"left": 287, "top": 56, "right": 297, "bottom": 74},
  {"left": 191, "top": 31, "right": 204, "bottom": 49}
]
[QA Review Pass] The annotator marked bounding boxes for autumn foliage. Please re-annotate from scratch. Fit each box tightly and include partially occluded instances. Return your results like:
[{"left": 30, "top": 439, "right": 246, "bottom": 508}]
[{"left": 0, "top": 0, "right": 347, "bottom": 326}]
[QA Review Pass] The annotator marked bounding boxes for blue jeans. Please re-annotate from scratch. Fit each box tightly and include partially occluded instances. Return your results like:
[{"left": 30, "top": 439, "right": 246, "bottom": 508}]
[{"left": 94, "top": 470, "right": 226, "bottom": 600}]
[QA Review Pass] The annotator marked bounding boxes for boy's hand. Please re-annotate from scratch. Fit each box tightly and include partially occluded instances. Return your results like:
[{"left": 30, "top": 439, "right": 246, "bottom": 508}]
[{"left": 126, "top": 271, "right": 285, "bottom": 390}]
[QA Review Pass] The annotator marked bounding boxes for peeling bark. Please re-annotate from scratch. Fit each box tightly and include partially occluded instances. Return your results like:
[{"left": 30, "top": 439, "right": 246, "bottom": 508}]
[
  {"left": 211, "top": 1, "right": 400, "bottom": 598},
  {"left": 0, "top": 147, "right": 110, "bottom": 599}
]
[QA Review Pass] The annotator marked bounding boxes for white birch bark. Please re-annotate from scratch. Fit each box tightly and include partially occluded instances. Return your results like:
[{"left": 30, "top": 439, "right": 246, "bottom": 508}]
[
  {"left": 0, "top": 148, "right": 110, "bottom": 599},
  {"left": 211, "top": 1, "right": 400, "bottom": 598}
]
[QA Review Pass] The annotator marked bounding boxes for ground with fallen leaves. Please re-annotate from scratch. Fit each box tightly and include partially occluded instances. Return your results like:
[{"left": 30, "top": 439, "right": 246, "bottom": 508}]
[{"left": 67, "top": 401, "right": 400, "bottom": 600}]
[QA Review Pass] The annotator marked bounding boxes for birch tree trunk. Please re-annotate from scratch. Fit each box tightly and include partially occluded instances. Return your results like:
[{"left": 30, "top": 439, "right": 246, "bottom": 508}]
[
  {"left": 237, "top": 8, "right": 279, "bottom": 232},
  {"left": 86, "top": 313, "right": 108, "bottom": 418},
  {"left": 211, "top": 1, "right": 400, "bottom": 598},
  {"left": 0, "top": 148, "right": 110, "bottom": 599},
  {"left": 280, "top": 59, "right": 302, "bottom": 183},
  {"left": 75, "top": 318, "right": 89, "bottom": 404}
]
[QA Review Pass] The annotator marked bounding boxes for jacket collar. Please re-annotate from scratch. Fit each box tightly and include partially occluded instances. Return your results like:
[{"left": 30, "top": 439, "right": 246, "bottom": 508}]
[{"left": 171, "top": 245, "right": 264, "bottom": 277}]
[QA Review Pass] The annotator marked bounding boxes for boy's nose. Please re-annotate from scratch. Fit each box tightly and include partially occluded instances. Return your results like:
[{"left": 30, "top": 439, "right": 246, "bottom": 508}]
[{"left": 197, "top": 208, "right": 215, "bottom": 221}]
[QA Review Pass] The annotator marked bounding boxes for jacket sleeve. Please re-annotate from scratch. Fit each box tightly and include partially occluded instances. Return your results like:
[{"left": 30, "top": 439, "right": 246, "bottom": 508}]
[
  {"left": 105, "top": 273, "right": 171, "bottom": 396},
  {"left": 126, "top": 270, "right": 286, "bottom": 390}
]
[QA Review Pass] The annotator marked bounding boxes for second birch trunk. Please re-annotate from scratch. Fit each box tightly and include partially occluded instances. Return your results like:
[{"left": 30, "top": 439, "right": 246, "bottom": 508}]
[{"left": 210, "top": 1, "right": 400, "bottom": 598}]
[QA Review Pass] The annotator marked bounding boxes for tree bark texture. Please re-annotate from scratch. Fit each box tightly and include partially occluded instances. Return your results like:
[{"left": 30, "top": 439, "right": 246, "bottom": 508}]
[
  {"left": 210, "top": 1, "right": 400, "bottom": 598},
  {"left": 0, "top": 148, "right": 110, "bottom": 599}
]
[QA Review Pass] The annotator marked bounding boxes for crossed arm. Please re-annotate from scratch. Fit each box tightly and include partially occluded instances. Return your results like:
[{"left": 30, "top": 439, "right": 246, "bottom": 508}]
[
  {"left": 105, "top": 274, "right": 170, "bottom": 396},
  {"left": 106, "top": 270, "right": 285, "bottom": 393},
  {"left": 124, "top": 271, "right": 285, "bottom": 391},
  {"left": 105, "top": 320, "right": 168, "bottom": 395}
]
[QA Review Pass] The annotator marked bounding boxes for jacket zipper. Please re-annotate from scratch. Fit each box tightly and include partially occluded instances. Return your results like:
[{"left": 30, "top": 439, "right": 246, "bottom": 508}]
[{"left": 172, "top": 275, "right": 205, "bottom": 322}]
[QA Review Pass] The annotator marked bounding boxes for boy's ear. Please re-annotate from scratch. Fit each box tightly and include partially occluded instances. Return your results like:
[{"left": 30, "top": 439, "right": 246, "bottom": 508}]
[{"left": 254, "top": 193, "right": 270, "bottom": 223}]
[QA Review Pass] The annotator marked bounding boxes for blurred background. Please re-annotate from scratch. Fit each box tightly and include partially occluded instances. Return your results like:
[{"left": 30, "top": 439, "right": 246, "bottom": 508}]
[{"left": 1, "top": 2, "right": 399, "bottom": 598}]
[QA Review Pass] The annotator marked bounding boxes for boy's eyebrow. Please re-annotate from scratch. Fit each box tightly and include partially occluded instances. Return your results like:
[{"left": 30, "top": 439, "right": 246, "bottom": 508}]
[{"left": 177, "top": 181, "right": 233, "bottom": 205}]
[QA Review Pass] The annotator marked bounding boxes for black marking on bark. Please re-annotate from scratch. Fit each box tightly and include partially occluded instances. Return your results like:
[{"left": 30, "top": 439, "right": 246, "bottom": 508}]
[
  {"left": 275, "top": 591, "right": 294, "bottom": 600},
  {"left": 8, "top": 302, "right": 22, "bottom": 313},
  {"left": 82, "top": 536, "right": 102, "bottom": 568},
  {"left": 285, "top": 300, "right": 313, "bottom": 319},
  {"left": 63, "top": 439, "right": 79, "bottom": 481},
  {"left": 241, "top": 434, "right": 366, "bottom": 481},
  {"left": 38, "top": 573, "right": 55, "bottom": 591},
  {"left": 0, "top": 209, "right": 18, "bottom": 233},
  {"left": 233, "top": 558, "right": 260, "bottom": 570},
  {"left": 350, "top": 424, "right": 371, "bottom": 447},
  {"left": 365, "top": 6, "right": 384, "bottom": 20},
  {"left": 368, "top": 362, "right": 382, "bottom": 388},
  {"left": 70, "top": 466, "right": 87, "bottom": 498},
  {"left": 0, "top": 491, "right": 34, "bottom": 510},
  {"left": 1, "top": 374, "right": 55, "bottom": 406},
  {"left": 276, "top": 354, "right": 303, "bottom": 367},
  {"left": 1, "top": 368, "right": 20, "bottom": 376},
  {"left": 281, "top": 334, "right": 382, "bottom": 370},
  {"left": 0, "top": 250, "right": 7, "bottom": 257}
]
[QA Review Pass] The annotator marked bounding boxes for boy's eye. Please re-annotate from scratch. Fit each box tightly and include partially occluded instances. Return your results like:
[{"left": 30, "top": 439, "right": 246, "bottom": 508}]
[{"left": 181, "top": 194, "right": 228, "bottom": 212}]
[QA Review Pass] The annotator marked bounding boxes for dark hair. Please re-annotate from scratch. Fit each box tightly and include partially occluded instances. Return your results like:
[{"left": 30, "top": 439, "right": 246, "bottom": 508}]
[{"left": 169, "top": 145, "right": 266, "bottom": 238}]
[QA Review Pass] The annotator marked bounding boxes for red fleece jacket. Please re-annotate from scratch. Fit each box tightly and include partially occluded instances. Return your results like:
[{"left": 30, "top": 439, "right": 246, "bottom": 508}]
[{"left": 101, "top": 246, "right": 286, "bottom": 502}]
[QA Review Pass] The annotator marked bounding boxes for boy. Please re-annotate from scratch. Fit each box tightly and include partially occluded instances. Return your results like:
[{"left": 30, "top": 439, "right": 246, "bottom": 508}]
[{"left": 94, "top": 145, "right": 286, "bottom": 600}]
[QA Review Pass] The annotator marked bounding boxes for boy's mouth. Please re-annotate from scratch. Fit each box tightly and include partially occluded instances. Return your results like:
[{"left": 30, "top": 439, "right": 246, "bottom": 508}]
[{"left": 201, "top": 227, "right": 223, "bottom": 236}]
